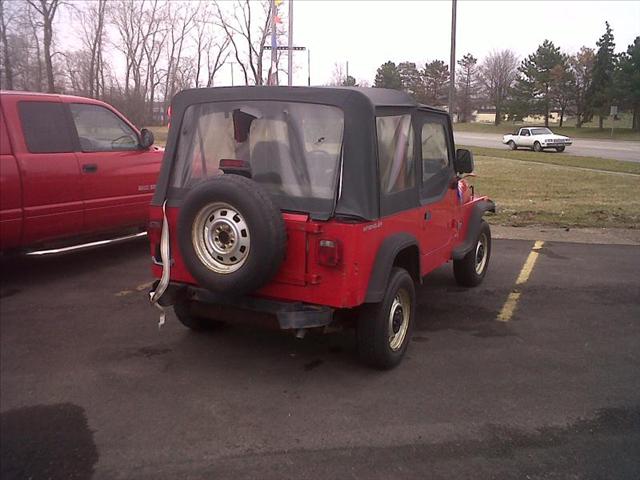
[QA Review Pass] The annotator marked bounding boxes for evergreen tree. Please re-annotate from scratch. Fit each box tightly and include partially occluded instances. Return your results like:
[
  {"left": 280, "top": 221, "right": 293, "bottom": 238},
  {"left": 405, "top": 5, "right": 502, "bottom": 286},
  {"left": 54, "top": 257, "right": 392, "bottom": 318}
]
[
  {"left": 397, "top": 61, "right": 421, "bottom": 98},
  {"left": 512, "top": 40, "right": 565, "bottom": 126},
  {"left": 615, "top": 37, "right": 640, "bottom": 131},
  {"left": 342, "top": 75, "right": 357, "bottom": 86},
  {"left": 586, "top": 21, "right": 616, "bottom": 129},
  {"left": 456, "top": 53, "right": 479, "bottom": 122},
  {"left": 421, "top": 60, "right": 449, "bottom": 106},
  {"left": 373, "top": 61, "right": 402, "bottom": 89}
]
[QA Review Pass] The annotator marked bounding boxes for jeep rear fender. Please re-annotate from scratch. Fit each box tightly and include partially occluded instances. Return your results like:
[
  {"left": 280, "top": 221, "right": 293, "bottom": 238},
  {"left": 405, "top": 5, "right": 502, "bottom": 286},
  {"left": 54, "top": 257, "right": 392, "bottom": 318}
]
[
  {"left": 364, "top": 233, "right": 420, "bottom": 304},
  {"left": 452, "top": 199, "right": 495, "bottom": 260}
]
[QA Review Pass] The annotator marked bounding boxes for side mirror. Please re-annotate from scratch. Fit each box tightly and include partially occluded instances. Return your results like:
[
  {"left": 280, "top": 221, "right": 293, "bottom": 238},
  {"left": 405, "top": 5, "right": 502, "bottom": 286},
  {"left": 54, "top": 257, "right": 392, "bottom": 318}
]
[
  {"left": 454, "top": 149, "right": 474, "bottom": 174},
  {"left": 139, "top": 128, "right": 154, "bottom": 149}
]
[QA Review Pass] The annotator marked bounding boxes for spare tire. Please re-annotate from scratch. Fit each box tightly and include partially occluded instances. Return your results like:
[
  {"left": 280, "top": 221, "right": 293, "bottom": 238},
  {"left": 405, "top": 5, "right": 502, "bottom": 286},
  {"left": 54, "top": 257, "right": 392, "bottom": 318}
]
[{"left": 177, "top": 175, "right": 286, "bottom": 296}]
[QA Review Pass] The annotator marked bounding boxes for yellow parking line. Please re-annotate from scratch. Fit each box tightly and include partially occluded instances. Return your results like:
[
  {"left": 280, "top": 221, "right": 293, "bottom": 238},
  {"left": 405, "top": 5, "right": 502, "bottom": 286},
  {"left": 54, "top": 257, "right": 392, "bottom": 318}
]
[{"left": 497, "top": 240, "right": 544, "bottom": 322}]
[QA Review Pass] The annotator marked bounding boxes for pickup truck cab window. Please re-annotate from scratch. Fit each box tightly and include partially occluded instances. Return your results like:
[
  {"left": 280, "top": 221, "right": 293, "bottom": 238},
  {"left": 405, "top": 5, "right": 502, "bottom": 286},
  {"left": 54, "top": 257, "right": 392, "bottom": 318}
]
[
  {"left": 520, "top": 129, "right": 531, "bottom": 136},
  {"left": 70, "top": 103, "right": 138, "bottom": 152},
  {"left": 18, "top": 101, "right": 74, "bottom": 153}
]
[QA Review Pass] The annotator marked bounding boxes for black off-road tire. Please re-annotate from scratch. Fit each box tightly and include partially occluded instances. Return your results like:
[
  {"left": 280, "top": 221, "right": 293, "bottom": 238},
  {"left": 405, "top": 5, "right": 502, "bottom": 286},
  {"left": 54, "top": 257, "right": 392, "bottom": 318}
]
[
  {"left": 174, "top": 301, "right": 224, "bottom": 331},
  {"left": 555, "top": 146, "right": 565, "bottom": 152},
  {"left": 453, "top": 221, "right": 491, "bottom": 287},
  {"left": 533, "top": 141, "right": 543, "bottom": 152},
  {"left": 177, "top": 175, "right": 286, "bottom": 296},
  {"left": 508, "top": 140, "right": 517, "bottom": 150},
  {"left": 357, "top": 268, "right": 416, "bottom": 370}
]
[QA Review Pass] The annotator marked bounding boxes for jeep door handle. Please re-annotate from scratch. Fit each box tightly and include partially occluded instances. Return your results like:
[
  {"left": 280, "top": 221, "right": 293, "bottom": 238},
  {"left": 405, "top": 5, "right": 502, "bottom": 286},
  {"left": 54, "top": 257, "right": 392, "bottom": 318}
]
[{"left": 82, "top": 163, "right": 98, "bottom": 173}]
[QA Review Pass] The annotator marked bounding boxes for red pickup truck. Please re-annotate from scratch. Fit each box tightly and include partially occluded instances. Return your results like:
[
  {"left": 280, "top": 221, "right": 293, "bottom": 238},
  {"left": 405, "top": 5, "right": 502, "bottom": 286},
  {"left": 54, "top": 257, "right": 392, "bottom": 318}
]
[{"left": 0, "top": 91, "right": 163, "bottom": 252}]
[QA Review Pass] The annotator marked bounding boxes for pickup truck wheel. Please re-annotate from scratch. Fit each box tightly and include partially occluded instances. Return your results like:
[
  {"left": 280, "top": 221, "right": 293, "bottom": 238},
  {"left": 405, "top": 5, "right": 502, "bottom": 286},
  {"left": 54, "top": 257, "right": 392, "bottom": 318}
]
[
  {"left": 174, "top": 301, "right": 224, "bottom": 331},
  {"left": 555, "top": 146, "right": 565, "bottom": 152},
  {"left": 533, "top": 141, "right": 543, "bottom": 152},
  {"left": 508, "top": 140, "right": 517, "bottom": 150},
  {"left": 177, "top": 175, "right": 286, "bottom": 296},
  {"left": 453, "top": 221, "right": 491, "bottom": 287},
  {"left": 357, "top": 267, "right": 415, "bottom": 369}
]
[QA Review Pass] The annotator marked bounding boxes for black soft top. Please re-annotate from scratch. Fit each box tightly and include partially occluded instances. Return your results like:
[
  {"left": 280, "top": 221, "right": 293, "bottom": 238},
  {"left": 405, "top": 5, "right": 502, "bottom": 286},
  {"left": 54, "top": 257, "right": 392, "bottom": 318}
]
[{"left": 152, "top": 86, "right": 447, "bottom": 220}]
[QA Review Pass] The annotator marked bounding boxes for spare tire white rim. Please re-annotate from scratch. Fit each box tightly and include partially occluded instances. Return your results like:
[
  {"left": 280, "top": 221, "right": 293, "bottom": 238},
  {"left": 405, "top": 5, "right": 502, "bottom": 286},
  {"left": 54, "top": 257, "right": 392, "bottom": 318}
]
[{"left": 192, "top": 202, "right": 251, "bottom": 274}]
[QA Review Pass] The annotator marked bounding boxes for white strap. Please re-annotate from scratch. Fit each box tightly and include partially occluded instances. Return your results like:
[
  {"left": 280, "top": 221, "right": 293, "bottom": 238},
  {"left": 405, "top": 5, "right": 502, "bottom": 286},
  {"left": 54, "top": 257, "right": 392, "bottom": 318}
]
[{"left": 149, "top": 201, "right": 171, "bottom": 328}]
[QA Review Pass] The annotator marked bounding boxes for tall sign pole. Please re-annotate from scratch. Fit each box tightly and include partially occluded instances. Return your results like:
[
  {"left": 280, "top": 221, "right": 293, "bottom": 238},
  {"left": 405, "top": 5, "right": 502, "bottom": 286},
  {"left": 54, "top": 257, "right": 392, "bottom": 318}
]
[
  {"left": 448, "top": 0, "right": 457, "bottom": 118},
  {"left": 288, "top": 0, "right": 293, "bottom": 86},
  {"left": 270, "top": 0, "right": 278, "bottom": 85}
]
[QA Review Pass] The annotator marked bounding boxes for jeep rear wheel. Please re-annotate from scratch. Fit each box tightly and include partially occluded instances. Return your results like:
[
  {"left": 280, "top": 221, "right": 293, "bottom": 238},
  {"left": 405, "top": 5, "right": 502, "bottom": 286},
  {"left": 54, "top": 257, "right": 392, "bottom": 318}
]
[
  {"left": 177, "top": 175, "right": 286, "bottom": 296},
  {"left": 453, "top": 221, "right": 491, "bottom": 287},
  {"left": 357, "top": 267, "right": 415, "bottom": 369}
]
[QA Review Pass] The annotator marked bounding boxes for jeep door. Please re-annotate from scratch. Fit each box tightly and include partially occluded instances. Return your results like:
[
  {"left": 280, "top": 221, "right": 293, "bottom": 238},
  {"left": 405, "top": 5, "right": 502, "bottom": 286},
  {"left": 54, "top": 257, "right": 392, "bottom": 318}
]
[
  {"left": 416, "top": 110, "right": 458, "bottom": 270},
  {"left": 68, "top": 102, "right": 160, "bottom": 234}
]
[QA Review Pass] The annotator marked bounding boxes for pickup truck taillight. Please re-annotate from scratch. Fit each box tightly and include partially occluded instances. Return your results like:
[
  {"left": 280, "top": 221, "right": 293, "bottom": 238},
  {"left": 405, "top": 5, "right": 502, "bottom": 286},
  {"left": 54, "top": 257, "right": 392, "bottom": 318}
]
[{"left": 317, "top": 239, "right": 342, "bottom": 267}]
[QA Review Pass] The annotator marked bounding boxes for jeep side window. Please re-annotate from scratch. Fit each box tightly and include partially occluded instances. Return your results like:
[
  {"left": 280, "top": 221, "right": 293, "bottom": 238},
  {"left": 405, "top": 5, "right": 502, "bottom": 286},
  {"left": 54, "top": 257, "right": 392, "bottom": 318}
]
[
  {"left": 421, "top": 122, "right": 449, "bottom": 183},
  {"left": 376, "top": 114, "right": 415, "bottom": 194},
  {"left": 70, "top": 103, "right": 139, "bottom": 152}
]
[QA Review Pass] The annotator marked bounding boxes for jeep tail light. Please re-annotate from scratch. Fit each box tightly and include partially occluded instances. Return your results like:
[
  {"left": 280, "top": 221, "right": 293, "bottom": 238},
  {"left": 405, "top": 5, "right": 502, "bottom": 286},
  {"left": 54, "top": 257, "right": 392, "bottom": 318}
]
[{"left": 318, "top": 239, "right": 342, "bottom": 267}]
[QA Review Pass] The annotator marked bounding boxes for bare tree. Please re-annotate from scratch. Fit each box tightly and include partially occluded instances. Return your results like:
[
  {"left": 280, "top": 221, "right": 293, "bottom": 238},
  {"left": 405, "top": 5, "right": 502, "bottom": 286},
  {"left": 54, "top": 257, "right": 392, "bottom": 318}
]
[
  {"left": 26, "top": 0, "right": 61, "bottom": 92},
  {"left": 193, "top": 8, "right": 230, "bottom": 88},
  {"left": 479, "top": 49, "right": 519, "bottom": 125},
  {"left": 0, "top": 0, "right": 14, "bottom": 89},
  {"left": 214, "top": 0, "right": 272, "bottom": 86},
  {"left": 162, "top": 2, "right": 199, "bottom": 109}
]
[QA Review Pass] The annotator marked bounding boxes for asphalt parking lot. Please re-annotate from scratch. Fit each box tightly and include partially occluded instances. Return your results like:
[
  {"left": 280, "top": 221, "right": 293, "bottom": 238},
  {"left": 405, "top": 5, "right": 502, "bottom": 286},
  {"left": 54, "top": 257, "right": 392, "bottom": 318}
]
[{"left": 1, "top": 237, "right": 639, "bottom": 479}]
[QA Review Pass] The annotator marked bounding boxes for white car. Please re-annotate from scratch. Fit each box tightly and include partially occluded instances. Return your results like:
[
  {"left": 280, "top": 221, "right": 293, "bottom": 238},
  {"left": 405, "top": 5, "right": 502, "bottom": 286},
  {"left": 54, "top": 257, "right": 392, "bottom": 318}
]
[{"left": 502, "top": 127, "right": 572, "bottom": 152}]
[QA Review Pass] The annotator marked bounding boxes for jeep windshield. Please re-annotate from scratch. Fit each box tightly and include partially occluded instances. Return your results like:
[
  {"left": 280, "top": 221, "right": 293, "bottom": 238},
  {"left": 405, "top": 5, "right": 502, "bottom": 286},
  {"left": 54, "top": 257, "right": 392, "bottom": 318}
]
[
  {"left": 531, "top": 128, "right": 553, "bottom": 135},
  {"left": 170, "top": 100, "right": 344, "bottom": 217}
]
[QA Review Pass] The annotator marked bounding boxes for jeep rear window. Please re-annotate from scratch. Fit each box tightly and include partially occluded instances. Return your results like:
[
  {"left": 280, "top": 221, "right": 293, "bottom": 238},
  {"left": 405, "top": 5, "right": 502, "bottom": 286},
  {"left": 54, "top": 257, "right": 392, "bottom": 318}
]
[{"left": 171, "top": 101, "right": 344, "bottom": 216}]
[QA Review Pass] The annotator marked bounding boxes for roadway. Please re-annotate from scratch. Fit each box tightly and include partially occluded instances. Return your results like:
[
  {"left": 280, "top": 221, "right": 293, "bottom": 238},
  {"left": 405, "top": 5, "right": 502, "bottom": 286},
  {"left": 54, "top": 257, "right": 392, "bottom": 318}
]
[
  {"left": 455, "top": 131, "right": 640, "bottom": 163},
  {"left": 1, "top": 237, "right": 639, "bottom": 479}
]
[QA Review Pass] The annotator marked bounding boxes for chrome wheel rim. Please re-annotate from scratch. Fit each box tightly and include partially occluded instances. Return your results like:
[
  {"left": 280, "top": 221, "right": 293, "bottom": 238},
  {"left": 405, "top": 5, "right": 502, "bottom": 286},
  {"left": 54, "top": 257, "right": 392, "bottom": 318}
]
[
  {"left": 192, "top": 202, "right": 250, "bottom": 274},
  {"left": 388, "top": 288, "right": 411, "bottom": 351},
  {"left": 475, "top": 233, "right": 488, "bottom": 275}
]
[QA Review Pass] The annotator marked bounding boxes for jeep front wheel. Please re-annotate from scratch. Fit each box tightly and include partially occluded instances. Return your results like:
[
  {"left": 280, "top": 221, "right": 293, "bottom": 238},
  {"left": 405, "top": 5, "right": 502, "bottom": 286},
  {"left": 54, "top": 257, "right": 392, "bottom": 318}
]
[
  {"left": 453, "top": 221, "right": 491, "bottom": 287},
  {"left": 508, "top": 140, "right": 517, "bottom": 150},
  {"left": 357, "top": 267, "right": 415, "bottom": 369}
]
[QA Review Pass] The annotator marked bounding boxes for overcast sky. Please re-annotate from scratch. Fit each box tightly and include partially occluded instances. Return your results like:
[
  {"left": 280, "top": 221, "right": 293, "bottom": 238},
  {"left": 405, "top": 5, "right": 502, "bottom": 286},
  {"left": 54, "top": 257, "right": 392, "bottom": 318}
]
[{"left": 227, "top": 0, "right": 640, "bottom": 87}]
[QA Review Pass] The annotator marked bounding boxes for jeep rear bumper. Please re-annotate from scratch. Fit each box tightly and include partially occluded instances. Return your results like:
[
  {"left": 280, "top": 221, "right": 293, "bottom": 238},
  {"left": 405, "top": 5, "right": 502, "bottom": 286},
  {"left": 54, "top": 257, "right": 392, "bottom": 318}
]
[{"left": 154, "top": 281, "right": 335, "bottom": 330}]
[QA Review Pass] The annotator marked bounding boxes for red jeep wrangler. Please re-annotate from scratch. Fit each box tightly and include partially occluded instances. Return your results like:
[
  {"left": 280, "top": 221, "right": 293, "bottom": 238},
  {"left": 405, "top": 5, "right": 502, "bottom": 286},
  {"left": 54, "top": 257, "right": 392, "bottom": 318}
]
[{"left": 149, "top": 87, "right": 494, "bottom": 369}]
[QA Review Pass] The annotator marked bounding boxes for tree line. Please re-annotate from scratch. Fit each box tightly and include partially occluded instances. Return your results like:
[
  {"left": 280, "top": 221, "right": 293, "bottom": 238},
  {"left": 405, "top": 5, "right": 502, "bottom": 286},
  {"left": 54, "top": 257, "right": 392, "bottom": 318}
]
[
  {"left": 372, "top": 23, "right": 639, "bottom": 131},
  {"left": 0, "top": 0, "right": 286, "bottom": 126}
]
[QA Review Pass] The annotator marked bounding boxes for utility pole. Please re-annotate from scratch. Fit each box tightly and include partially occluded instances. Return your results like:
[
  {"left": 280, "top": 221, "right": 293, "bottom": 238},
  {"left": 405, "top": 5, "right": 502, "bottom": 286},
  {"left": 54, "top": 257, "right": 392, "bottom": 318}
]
[
  {"left": 230, "top": 62, "right": 235, "bottom": 86},
  {"left": 308, "top": 49, "right": 311, "bottom": 86},
  {"left": 288, "top": 0, "right": 293, "bottom": 86},
  {"left": 448, "top": 0, "right": 457, "bottom": 118},
  {"left": 270, "top": 0, "right": 278, "bottom": 85}
]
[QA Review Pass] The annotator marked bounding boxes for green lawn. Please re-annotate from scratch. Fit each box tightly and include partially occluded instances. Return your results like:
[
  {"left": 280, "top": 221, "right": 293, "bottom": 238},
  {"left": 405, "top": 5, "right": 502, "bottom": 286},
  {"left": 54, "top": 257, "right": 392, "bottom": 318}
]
[
  {"left": 454, "top": 120, "right": 640, "bottom": 141},
  {"left": 459, "top": 145, "right": 640, "bottom": 175},
  {"left": 147, "top": 126, "right": 169, "bottom": 146},
  {"left": 469, "top": 156, "right": 640, "bottom": 229}
]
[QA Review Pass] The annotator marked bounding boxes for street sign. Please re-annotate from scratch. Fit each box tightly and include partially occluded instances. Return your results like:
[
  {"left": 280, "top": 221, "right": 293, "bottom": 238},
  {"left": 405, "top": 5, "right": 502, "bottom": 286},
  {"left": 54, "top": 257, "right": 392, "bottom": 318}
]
[
  {"left": 264, "top": 46, "right": 306, "bottom": 51},
  {"left": 610, "top": 105, "right": 618, "bottom": 116}
]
